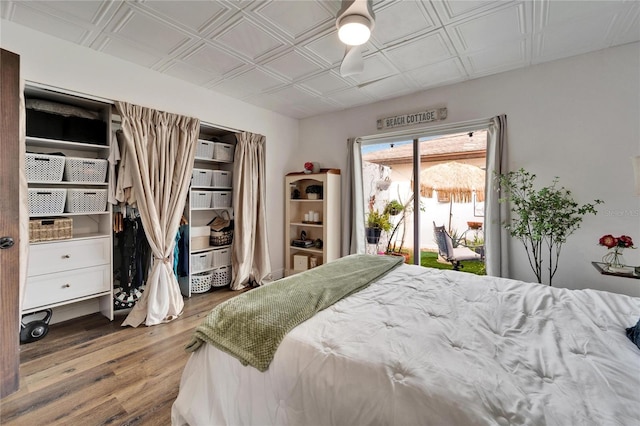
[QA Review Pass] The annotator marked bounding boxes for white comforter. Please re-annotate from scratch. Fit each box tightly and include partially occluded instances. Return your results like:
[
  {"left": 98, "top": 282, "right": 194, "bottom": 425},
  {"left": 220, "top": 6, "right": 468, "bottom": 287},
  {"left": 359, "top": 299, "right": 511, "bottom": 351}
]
[{"left": 172, "top": 264, "right": 640, "bottom": 425}]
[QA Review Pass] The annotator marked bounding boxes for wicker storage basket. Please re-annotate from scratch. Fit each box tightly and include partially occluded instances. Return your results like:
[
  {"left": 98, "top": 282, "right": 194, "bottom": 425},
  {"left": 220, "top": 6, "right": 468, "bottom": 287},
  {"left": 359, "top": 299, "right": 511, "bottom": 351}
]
[
  {"left": 192, "top": 168, "right": 213, "bottom": 187},
  {"left": 211, "top": 266, "right": 231, "bottom": 287},
  {"left": 65, "top": 189, "right": 107, "bottom": 213},
  {"left": 191, "top": 191, "right": 212, "bottom": 209},
  {"left": 211, "top": 191, "right": 232, "bottom": 208},
  {"left": 212, "top": 247, "right": 231, "bottom": 267},
  {"left": 191, "top": 251, "right": 212, "bottom": 273},
  {"left": 210, "top": 229, "right": 233, "bottom": 246},
  {"left": 28, "top": 188, "right": 67, "bottom": 215},
  {"left": 195, "top": 140, "right": 215, "bottom": 159},
  {"left": 29, "top": 217, "right": 72, "bottom": 242},
  {"left": 63, "top": 157, "right": 108, "bottom": 183},
  {"left": 26, "top": 153, "right": 65, "bottom": 182},
  {"left": 191, "top": 272, "right": 212, "bottom": 293},
  {"left": 212, "top": 170, "right": 232, "bottom": 188},
  {"left": 213, "top": 143, "right": 234, "bottom": 162}
]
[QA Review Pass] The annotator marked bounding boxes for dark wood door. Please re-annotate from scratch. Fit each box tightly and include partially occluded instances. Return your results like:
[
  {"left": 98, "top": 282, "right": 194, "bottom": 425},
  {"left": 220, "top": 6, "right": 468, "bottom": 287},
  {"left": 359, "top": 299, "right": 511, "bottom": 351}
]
[{"left": 0, "top": 48, "right": 21, "bottom": 398}]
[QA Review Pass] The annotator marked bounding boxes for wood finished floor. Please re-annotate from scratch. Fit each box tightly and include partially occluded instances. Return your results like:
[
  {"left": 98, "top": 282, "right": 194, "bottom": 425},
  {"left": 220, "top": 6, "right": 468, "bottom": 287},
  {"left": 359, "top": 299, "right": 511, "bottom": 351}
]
[{"left": 0, "top": 287, "right": 245, "bottom": 425}]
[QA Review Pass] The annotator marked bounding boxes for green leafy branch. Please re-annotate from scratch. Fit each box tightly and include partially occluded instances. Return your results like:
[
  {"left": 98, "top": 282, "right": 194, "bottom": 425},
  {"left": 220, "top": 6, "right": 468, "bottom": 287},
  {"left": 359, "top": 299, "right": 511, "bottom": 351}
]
[{"left": 496, "top": 168, "right": 602, "bottom": 285}]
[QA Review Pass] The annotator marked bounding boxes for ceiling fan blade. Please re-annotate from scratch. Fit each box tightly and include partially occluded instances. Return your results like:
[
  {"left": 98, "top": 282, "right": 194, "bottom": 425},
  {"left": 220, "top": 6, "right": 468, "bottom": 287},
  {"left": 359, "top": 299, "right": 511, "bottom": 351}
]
[
  {"left": 340, "top": 45, "right": 364, "bottom": 77},
  {"left": 356, "top": 75, "right": 394, "bottom": 89}
]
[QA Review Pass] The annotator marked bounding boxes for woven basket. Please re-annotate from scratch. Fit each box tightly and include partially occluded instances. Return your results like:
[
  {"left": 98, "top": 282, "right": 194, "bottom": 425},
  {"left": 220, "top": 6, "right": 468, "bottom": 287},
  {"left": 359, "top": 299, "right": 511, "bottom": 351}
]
[
  {"left": 211, "top": 266, "right": 231, "bottom": 287},
  {"left": 210, "top": 229, "right": 233, "bottom": 246},
  {"left": 29, "top": 217, "right": 72, "bottom": 242},
  {"left": 191, "top": 272, "right": 212, "bottom": 293}
]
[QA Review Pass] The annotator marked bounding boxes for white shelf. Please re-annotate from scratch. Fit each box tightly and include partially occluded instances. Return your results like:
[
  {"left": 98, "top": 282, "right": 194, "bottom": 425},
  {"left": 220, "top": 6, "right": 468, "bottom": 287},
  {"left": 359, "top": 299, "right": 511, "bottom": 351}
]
[
  {"left": 30, "top": 232, "right": 110, "bottom": 245},
  {"left": 194, "top": 157, "right": 233, "bottom": 164},
  {"left": 192, "top": 186, "right": 233, "bottom": 190},
  {"left": 26, "top": 136, "right": 109, "bottom": 151},
  {"left": 290, "top": 222, "right": 323, "bottom": 227},
  {"left": 30, "top": 211, "right": 109, "bottom": 217},
  {"left": 289, "top": 246, "right": 323, "bottom": 254},
  {"left": 28, "top": 181, "right": 108, "bottom": 187},
  {"left": 191, "top": 244, "right": 232, "bottom": 254}
]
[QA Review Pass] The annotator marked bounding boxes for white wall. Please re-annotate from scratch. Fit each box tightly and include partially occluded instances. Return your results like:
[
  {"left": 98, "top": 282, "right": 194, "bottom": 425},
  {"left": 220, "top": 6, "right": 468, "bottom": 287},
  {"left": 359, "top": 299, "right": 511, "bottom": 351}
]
[
  {"left": 297, "top": 42, "right": 640, "bottom": 297},
  {"left": 1, "top": 20, "right": 295, "bottom": 282}
]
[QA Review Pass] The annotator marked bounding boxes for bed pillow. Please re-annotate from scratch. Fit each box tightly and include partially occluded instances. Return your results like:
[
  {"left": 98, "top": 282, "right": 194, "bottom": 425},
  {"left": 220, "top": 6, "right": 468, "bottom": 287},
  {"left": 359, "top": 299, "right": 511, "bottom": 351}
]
[{"left": 626, "top": 318, "right": 640, "bottom": 350}]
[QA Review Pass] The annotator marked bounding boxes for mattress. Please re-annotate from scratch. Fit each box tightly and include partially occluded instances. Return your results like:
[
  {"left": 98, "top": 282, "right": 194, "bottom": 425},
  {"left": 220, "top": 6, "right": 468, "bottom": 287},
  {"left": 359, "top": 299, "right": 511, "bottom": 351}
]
[{"left": 172, "top": 263, "right": 640, "bottom": 425}]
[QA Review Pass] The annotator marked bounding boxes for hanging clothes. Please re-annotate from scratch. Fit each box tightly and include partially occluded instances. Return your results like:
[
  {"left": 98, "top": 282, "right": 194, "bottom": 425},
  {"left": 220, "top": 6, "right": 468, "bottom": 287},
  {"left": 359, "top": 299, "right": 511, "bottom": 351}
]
[{"left": 113, "top": 212, "right": 150, "bottom": 310}]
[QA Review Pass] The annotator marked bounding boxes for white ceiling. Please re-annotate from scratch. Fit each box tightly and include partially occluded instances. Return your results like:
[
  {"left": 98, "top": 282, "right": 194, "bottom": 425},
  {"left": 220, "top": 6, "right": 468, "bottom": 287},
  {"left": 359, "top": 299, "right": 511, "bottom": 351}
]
[{"left": 2, "top": 0, "right": 639, "bottom": 119}]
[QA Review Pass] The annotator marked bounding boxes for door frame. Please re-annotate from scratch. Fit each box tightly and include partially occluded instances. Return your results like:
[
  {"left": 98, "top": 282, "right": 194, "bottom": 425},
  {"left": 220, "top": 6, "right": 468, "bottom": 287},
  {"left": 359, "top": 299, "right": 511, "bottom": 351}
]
[{"left": 0, "top": 48, "right": 21, "bottom": 398}]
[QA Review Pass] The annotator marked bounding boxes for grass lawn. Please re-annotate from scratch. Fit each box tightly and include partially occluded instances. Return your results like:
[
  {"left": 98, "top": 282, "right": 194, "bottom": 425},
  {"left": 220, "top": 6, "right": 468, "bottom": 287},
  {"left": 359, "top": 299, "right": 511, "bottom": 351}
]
[{"left": 409, "top": 251, "right": 486, "bottom": 275}]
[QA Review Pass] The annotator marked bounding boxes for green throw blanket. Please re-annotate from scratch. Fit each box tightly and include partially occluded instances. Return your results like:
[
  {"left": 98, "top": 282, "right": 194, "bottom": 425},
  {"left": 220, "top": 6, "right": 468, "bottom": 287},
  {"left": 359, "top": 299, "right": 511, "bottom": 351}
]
[{"left": 185, "top": 254, "right": 404, "bottom": 371}]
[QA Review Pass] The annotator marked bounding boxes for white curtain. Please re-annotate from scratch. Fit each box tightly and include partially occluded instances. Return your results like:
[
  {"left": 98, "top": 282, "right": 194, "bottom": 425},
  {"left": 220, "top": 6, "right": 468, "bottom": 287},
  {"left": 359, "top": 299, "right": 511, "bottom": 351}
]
[
  {"left": 231, "top": 132, "right": 271, "bottom": 289},
  {"left": 343, "top": 138, "right": 366, "bottom": 255},
  {"left": 116, "top": 102, "right": 199, "bottom": 327},
  {"left": 484, "top": 115, "right": 509, "bottom": 277}
]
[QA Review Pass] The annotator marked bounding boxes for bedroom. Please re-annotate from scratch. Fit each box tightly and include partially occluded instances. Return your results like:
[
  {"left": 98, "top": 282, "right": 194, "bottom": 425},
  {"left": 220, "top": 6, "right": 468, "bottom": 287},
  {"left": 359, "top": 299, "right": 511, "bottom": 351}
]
[{"left": 1, "top": 0, "right": 639, "bottom": 423}]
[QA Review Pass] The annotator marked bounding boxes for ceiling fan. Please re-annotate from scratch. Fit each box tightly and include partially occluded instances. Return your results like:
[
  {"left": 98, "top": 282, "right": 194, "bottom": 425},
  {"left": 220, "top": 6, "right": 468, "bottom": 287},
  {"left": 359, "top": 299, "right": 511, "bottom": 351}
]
[{"left": 335, "top": 0, "right": 376, "bottom": 77}]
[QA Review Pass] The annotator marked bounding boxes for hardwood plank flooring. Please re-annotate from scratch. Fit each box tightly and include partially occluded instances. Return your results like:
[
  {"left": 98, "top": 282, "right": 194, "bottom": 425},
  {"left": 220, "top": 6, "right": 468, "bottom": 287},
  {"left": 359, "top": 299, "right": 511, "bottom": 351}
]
[{"left": 0, "top": 287, "right": 246, "bottom": 425}]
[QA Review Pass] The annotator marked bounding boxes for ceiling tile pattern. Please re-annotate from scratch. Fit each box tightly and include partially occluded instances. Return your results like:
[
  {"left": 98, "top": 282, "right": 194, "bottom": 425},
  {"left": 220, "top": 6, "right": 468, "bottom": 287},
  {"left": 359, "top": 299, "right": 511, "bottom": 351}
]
[{"left": 2, "top": 0, "right": 639, "bottom": 119}]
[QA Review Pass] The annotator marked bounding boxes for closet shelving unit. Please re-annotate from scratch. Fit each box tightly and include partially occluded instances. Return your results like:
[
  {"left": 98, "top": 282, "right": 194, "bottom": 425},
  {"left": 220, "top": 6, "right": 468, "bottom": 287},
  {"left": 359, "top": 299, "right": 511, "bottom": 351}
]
[
  {"left": 23, "top": 85, "right": 113, "bottom": 320},
  {"left": 178, "top": 124, "right": 237, "bottom": 297}
]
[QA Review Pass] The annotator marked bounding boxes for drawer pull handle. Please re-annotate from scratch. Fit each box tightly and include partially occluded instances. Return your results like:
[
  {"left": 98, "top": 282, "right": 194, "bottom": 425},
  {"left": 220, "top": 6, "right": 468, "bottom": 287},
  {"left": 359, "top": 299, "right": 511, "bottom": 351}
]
[
  {"left": 62, "top": 254, "right": 70, "bottom": 259},
  {"left": 62, "top": 284, "right": 70, "bottom": 288}
]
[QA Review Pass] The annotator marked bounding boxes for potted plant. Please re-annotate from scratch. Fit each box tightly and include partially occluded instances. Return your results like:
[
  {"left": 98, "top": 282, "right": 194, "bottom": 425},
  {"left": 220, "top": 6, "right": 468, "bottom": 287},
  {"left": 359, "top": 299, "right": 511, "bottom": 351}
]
[
  {"left": 366, "top": 210, "right": 391, "bottom": 244},
  {"left": 383, "top": 199, "right": 404, "bottom": 216},
  {"left": 305, "top": 184, "right": 323, "bottom": 200},
  {"left": 496, "top": 168, "right": 602, "bottom": 286}
]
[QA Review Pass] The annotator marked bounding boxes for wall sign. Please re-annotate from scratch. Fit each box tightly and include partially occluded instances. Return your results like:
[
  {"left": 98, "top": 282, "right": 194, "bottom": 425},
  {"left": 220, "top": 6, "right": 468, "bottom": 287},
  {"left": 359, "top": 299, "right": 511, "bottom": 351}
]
[{"left": 377, "top": 107, "right": 447, "bottom": 130}]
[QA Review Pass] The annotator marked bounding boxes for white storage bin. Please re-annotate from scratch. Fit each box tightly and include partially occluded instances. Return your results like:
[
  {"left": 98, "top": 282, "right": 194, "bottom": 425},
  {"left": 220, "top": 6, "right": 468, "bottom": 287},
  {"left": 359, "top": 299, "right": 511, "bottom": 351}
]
[
  {"left": 191, "top": 272, "right": 212, "bottom": 293},
  {"left": 195, "top": 140, "right": 215, "bottom": 159},
  {"left": 65, "top": 189, "right": 107, "bottom": 213},
  {"left": 211, "top": 191, "right": 232, "bottom": 208},
  {"left": 212, "top": 170, "right": 232, "bottom": 188},
  {"left": 212, "top": 247, "right": 231, "bottom": 268},
  {"left": 213, "top": 142, "right": 234, "bottom": 162},
  {"left": 192, "top": 168, "right": 213, "bottom": 187},
  {"left": 26, "top": 153, "right": 65, "bottom": 182},
  {"left": 191, "top": 191, "right": 212, "bottom": 209},
  {"left": 64, "top": 157, "right": 108, "bottom": 183},
  {"left": 191, "top": 226, "right": 210, "bottom": 250},
  {"left": 191, "top": 251, "right": 212, "bottom": 273},
  {"left": 28, "top": 188, "right": 66, "bottom": 215},
  {"left": 211, "top": 266, "right": 232, "bottom": 287}
]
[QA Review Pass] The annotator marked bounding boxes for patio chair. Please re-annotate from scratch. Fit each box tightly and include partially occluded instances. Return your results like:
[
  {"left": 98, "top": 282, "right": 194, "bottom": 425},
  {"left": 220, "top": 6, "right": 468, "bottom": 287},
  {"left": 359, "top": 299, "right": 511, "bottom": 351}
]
[{"left": 433, "top": 222, "right": 482, "bottom": 271}]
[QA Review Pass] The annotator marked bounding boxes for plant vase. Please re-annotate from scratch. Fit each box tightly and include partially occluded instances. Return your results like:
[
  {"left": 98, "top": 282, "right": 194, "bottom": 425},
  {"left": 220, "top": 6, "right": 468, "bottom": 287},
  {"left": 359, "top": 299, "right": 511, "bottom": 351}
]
[
  {"left": 602, "top": 247, "right": 625, "bottom": 271},
  {"left": 366, "top": 227, "right": 382, "bottom": 244}
]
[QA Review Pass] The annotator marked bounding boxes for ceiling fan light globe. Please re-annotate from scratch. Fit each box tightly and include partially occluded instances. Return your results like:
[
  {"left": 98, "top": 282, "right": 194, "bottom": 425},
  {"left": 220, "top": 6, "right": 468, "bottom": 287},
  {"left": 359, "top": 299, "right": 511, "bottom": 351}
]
[{"left": 338, "top": 15, "right": 371, "bottom": 46}]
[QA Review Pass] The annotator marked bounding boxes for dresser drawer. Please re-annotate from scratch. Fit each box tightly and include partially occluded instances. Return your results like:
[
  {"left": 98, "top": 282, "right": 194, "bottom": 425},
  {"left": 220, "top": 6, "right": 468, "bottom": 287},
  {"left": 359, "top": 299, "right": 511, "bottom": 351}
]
[
  {"left": 28, "top": 237, "right": 110, "bottom": 276},
  {"left": 23, "top": 264, "right": 110, "bottom": 310}
]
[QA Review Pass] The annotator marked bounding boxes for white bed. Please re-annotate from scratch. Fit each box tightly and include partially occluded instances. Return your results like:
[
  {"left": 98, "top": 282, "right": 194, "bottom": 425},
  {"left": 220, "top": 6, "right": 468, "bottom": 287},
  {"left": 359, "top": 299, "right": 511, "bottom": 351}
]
[{"left": 172, "top": 262, "right": 640, "bottom": 425}]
